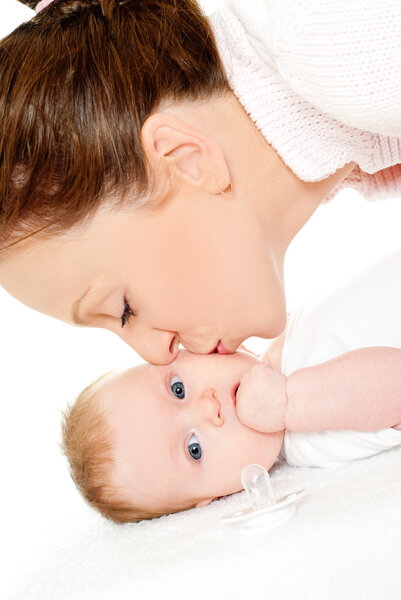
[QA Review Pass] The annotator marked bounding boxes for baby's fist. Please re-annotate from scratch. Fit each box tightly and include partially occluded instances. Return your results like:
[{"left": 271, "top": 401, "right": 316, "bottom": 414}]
[{"left": 235, "top": 363, "right": 287, "bottom": 433}]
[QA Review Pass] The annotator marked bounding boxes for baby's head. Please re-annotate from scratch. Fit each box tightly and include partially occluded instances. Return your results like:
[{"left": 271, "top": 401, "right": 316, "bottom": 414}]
[{"left": 62, "top": 350, "right": 283, "bottom": 522}]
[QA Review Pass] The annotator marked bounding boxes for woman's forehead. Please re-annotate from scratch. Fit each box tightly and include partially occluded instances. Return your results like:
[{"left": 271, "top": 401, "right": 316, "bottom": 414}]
[{"left": 0, "top": 210, "right": 130, "bottom": 314}]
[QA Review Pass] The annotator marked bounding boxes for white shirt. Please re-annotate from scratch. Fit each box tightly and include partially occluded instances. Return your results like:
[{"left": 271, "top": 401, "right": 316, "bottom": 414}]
[
  {"left": 210, "top": 1, "right": 401, "bottom": 197},
  {"left": 280, "top": 250, "right": 401, "bottom": 467}
]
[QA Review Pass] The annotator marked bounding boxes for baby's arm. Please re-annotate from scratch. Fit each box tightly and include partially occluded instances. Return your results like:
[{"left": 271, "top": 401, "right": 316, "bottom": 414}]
[
  {"left": 286, "top": 347, "right": 401, "bottom": 431},
  {"left": 236, "top": 347, "right": 401, "bottom": 433}
]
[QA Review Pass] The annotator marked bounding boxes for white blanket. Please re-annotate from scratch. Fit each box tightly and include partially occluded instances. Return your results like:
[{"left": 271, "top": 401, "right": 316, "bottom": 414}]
[
  {"left": 11, "top": 446, "right": 401, "bottom": 600},
  {"left": 10, "top": 250, "right": 401, "bottom": 600}
]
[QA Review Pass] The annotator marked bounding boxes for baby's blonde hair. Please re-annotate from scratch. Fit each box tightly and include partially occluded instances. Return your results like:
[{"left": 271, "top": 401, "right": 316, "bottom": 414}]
[{"left": 62, "top": 373, "right": 194, "bottom": 523}]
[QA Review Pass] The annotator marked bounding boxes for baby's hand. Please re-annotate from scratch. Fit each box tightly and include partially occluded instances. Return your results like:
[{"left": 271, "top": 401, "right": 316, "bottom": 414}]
[{"left": 235, "top": 363, "right": 287, "bottom": 433}]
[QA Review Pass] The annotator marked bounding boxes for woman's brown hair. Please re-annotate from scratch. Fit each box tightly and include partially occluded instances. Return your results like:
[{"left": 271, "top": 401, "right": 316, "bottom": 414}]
[{"left": 0, "top": 0, "right": 229, "bottom": 247}]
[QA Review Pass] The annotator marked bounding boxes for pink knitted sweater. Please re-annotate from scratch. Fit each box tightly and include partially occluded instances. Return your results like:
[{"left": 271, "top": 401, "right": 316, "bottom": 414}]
[{"left": 210, "top": 0, "right": 401, "bottom": 200}]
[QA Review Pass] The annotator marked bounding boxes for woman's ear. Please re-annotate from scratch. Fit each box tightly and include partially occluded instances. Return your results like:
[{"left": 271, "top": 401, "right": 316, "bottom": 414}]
[{"left": 141, "top": 112, "right": 231, "bottom": 194}]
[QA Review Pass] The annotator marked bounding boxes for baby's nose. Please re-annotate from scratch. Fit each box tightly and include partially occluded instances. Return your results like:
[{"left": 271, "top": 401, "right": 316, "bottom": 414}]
[{"left": 198, "top": 388, "right": 224, "bottom": 426}]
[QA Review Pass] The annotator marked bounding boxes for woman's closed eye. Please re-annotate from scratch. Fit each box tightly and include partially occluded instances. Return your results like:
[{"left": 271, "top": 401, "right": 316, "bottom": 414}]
[
  {"left": 171, "top": 375, "right": 185, "bottom": 399},
  {"left": 188, "top": 433, "right": 202, "bottom": 461},
  {"left": 120, "top": 297, "right": 135, "bottom": 328}
]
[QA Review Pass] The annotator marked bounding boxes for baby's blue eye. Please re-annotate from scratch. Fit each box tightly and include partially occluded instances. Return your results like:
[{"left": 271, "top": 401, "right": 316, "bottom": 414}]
[
  {"left": 188, "top": 434, "right": 202, "bottom": 461},
  {"left": 171, "top": 376, "right": 185, "bottom": 399}
]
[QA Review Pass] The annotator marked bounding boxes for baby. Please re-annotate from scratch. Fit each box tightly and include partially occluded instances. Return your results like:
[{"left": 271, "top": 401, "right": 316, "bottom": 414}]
[{"left": 62, "top": 251, "right": 401, "bottom": 523}]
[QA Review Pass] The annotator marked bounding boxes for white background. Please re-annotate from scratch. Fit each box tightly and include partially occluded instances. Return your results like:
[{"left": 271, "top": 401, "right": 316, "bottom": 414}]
[{"left": 1, "top": 1, "right": 400, "bottom": 598}]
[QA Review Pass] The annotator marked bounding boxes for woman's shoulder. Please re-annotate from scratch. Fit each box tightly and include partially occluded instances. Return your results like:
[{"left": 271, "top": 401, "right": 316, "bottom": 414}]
[{"left": 225, "top": 0, "right": 401, "bottom": 138}]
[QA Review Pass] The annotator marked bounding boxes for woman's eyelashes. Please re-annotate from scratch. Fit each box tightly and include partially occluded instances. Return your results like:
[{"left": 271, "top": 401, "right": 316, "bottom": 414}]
[
  {"left": 120, "top": 297, "right": 135, "bottom": 328},
  {"left": 171, "top": 375, "right": 185, "bottom": 399},
  {"left": 188, "top": 433, "right": 202, "bottom": 461}
]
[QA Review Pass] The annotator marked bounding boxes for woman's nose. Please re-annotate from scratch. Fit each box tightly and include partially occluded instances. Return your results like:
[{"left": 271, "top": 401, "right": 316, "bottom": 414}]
[
  {"left": 197, "top": 388, "right": 224, "bottom": 426},
  {"left": 122, "top": 323, "right": 179, "bottom": 365}
]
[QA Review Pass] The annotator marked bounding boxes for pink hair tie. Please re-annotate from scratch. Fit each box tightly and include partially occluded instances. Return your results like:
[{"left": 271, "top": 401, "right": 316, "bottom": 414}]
[{"left": 36, "top": 0, "right": 57, "bottom": 13}]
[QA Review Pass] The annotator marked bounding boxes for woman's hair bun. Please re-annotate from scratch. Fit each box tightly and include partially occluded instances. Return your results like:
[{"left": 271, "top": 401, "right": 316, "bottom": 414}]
[{"left": 15, "top": 0, "right": 121, "bottom": 11}]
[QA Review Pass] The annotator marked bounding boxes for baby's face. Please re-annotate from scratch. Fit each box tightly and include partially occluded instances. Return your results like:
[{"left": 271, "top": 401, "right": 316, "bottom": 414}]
[{"left": 98, "top": 350, "right": 283, "bottom": 512}]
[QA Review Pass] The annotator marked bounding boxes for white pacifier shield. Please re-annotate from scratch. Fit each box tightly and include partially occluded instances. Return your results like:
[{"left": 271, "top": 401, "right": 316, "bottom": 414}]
[{"left": 222, "top": 464, "right": 306, "bottom": 533}]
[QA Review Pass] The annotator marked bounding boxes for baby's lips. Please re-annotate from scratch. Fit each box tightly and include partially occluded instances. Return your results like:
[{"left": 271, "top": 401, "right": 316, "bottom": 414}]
[{"left": 230, "top": 383, "right": 240, "bottom": 408}]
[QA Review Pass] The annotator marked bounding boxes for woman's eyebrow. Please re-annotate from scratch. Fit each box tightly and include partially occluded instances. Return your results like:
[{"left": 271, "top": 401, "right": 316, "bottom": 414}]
[{"left": 71, "top": 285, "right": 92, "bottom": 325}]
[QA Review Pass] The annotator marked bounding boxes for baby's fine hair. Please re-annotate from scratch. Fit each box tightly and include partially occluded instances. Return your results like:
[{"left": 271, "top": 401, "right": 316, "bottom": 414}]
[
  {"left": 0, "top": 0, "right": 229, "bottom": 248},
  {"left": 62, "top": 371, "right": 194, "bottom": 523},
  {"left": 61, "top": 373, "right": 134, "bottom": 523}
]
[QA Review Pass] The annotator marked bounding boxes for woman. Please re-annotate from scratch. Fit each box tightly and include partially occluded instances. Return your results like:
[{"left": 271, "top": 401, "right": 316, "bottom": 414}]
[{"left": 1, "top": 0, "right": 400, "bottom": 364}]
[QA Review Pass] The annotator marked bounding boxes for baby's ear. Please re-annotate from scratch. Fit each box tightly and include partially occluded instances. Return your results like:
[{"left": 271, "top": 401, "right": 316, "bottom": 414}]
[{"left": 195, "top": 498, "right": 213, "bottom": 508}]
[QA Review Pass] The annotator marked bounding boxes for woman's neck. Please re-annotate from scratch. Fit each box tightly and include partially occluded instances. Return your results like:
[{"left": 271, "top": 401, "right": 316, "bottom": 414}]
[
  {"left": 219, "top": 92, "right": 356, "bottom": 251},
  {"left": 163, "top": 91, "right": 355, "bottom": 254}
]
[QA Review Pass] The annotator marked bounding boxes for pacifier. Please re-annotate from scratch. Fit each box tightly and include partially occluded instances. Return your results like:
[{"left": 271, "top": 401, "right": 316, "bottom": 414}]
[{"left": 222, "top": 464, "right": 305, "bottom": 533}]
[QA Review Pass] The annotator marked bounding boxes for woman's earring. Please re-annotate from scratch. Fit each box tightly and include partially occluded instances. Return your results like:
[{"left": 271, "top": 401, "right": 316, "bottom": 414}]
[{"left": 216, "top": 181, "right": 232, "bottom": 195}]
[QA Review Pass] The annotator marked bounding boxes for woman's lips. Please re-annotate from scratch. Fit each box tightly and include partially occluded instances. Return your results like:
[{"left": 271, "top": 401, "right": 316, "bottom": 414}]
[{"left": 216, "top": 340, "right": 231, "bottom": 354}]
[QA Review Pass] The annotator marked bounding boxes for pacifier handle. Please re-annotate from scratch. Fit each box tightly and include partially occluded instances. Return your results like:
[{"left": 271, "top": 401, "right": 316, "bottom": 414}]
[{"left": 241, "top": 464, "right": 276, "bottom": 509}]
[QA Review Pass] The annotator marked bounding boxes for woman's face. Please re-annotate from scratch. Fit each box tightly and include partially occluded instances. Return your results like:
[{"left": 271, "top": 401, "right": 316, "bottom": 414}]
[{"left": 0, "top": 189, "right": 287, "bottom": 364}]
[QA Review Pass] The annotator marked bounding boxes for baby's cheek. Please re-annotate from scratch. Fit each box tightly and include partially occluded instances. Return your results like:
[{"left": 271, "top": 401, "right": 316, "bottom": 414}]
[{"left": 237, "top": 423, "right": 265, "bottom": 458}]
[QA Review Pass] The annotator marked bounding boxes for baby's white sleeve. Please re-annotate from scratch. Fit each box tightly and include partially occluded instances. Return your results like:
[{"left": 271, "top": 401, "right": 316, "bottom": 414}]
[
  {"left": 283, "top": 429, "right": 401, "bottom": 468},
  {"left": 280, "top": 249, "right": 401, "bottom": 468}
]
